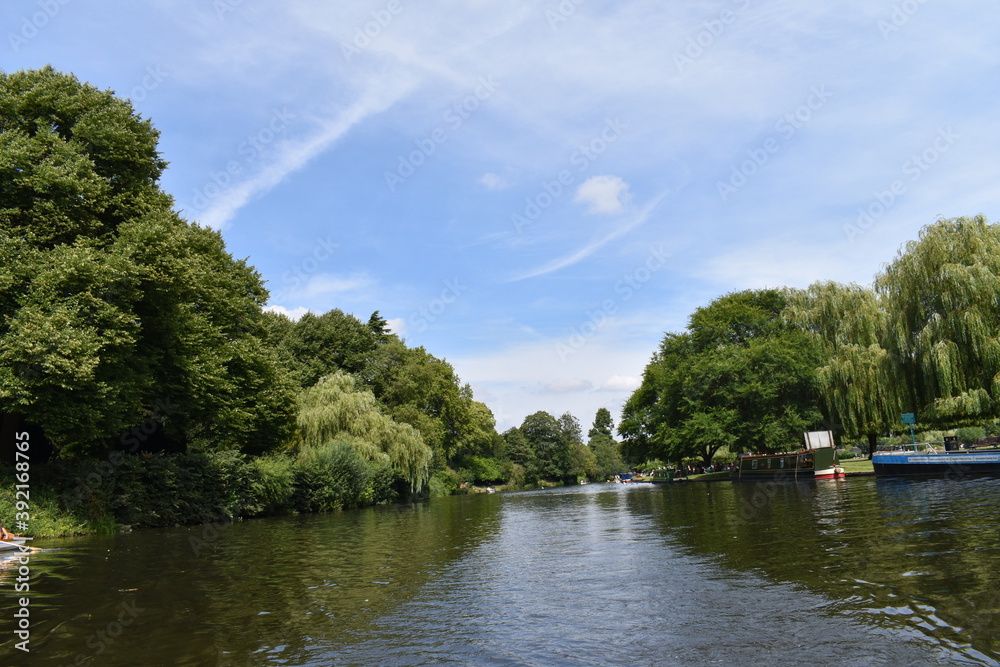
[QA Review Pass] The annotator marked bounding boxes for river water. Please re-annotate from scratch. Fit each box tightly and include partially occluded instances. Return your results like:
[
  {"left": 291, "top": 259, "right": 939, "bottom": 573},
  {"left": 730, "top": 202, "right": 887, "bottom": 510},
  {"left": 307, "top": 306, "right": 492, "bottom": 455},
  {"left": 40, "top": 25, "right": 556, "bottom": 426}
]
[{"left": 3, "top": 476, "right": 1000, "bottom": 665}]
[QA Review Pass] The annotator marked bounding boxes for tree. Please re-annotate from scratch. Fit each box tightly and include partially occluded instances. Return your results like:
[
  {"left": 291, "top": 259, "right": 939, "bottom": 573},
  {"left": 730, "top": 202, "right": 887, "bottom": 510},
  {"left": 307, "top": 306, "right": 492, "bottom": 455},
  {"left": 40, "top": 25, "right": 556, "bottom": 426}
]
[
  {"left": 588, "top": 407, "right": 614, "bottom": 439},
  {"left": 787, "top": 282, "right": 904, "bottom": 456},
  {"left": 363, "top": 339, "right": 495, "bottom": 469},
  {"left": 520, "top": 411, "right": 564, "bottom": 480},
  {"left": 876, "top": 216, "right": 1000, "bottom": 426},
  {"left": 0, "top": 67, "right": 296, "bottom": 457},
  {"left": 296, "top": 372, "right": 432, "bottom": 492},
  {"left": 621, "top": 289, "right": 824, "bottom": 466},
  {"left": 281, "top": 309, "right": 379, "bottom": 387}
]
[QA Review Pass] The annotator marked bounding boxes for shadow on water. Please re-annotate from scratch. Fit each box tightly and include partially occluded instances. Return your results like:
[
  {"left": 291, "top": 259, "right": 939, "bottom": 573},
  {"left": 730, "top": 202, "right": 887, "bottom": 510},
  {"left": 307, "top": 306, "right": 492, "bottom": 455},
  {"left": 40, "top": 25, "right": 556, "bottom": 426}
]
[
  {"left": 628, "top": 477, "right": 1000, "bottom": 664},
  {"left": 0, "top": 495, "right": 503, "bottom": 666}
]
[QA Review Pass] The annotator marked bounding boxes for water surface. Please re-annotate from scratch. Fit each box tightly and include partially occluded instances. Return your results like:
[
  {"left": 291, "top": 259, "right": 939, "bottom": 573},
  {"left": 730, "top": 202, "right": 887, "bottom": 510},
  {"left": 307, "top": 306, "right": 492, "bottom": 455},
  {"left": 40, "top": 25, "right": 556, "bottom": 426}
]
[{"left": 3, "top": 477, "right": 998, "bottom": 665}]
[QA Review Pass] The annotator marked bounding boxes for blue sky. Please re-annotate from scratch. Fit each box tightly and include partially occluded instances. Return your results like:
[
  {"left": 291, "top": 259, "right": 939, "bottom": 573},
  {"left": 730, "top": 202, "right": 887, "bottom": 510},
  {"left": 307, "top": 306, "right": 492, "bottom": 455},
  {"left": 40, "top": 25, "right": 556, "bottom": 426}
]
[{"left": 4, "top": 1, "right": 998, "bottom": 431}]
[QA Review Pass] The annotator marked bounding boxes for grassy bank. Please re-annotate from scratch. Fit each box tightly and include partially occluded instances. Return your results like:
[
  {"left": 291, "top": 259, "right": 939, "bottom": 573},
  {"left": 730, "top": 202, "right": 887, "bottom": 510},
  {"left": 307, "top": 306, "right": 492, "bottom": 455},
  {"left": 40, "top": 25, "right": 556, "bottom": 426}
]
[{"left": 839, "top": 458, "right": 874, "bottom": 473}]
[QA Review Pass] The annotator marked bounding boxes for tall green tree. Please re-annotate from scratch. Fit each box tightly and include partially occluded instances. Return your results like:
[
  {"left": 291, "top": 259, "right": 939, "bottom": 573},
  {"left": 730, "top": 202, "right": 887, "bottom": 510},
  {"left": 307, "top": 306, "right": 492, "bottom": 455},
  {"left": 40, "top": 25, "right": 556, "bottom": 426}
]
[
  {"left": 364, "top": 339, "right": 495, "bottom": 468},
  {"left": 787, "top": 281, "right": 903, "bottom": 455},
  {"left": 621, "top": 289, "right": 824, "bottom": 465},
  {"left": 0, "top": 67, "right": 296, "bottom": 456},
  {"left": 588, "top": 408, "right": 624, "bottom": 479},
  {"left": 876, "top": 215, "right": 1000, "bottom": 426}
]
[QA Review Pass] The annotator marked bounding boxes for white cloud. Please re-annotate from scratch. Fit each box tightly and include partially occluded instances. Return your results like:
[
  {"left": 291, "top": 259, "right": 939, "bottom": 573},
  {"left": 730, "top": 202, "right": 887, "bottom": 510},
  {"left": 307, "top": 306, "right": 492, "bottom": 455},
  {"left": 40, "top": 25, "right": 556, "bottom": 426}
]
[
  {"left": 544, "top": 378, "right": 594, "bottom": 393},
  {"left": 479, "top": 172, "right": 509, "bottom": 190},
  {"left": 574, "top": 175, "right": 632, "bottom": 215},
  {"left": 264, "top": 305, "right": 310, "bottom": 321},
  {"left": 386, "top": 317, "right": 407, "bottom": 336},
  {"left": 599, "top": 375, "right": 640, "bottom": 392},
  {"left": 295, "top": 273, "right": 374, "bottom": 300},
  {"left": 511, "top": 190, "right": 670, "bottom": 281}
]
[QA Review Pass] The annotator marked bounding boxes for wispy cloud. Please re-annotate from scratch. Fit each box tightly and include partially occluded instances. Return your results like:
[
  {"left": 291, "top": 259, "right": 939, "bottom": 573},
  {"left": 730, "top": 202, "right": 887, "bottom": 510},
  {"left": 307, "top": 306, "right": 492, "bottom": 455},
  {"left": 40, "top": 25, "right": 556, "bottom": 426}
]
[
  {"left": 510, "top": 189, "right": 671, "bottom": 281},
  {"left": 196, "top": 79, "right": 417, "bottom": 229}
]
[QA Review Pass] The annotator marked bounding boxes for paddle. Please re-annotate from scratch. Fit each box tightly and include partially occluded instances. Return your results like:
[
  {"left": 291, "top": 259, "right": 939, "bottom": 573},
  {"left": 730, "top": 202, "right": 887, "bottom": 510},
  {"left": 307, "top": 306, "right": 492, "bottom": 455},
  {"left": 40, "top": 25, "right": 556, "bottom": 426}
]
[{"left": 0, "top": 539, "right": 40, "bottom": 551}]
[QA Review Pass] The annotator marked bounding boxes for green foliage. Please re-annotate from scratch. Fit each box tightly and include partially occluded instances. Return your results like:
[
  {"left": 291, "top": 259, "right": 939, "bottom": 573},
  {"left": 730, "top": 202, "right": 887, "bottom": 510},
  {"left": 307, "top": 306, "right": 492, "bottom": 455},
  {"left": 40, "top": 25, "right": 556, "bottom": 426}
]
[
  {"left": 363, "top": 340, "right": 496, "bottom": 468},
  {"left": 589, "top": 407, "right": 614, "bottom": 439},
  {"left": 588, "top": 432, "right": 625, "bottom": 479},
  {"left": 0, "top": 67, "right": 296, "bottom": 457},
  {"left": 955, "top": 426, "right": 986, "bottom": 446},
  {"left": 292, "top": 438, "right": 392, "bottom": 512},
  {"left": 877, "top": 216, "right": 1000, "bottom": 425},
  {"left": 296, "top": 372, "right": 431, "bottom": 492},
  {"left": 464, "top": 455, "right": 505, "bottom": 483},
  {"left": 789, "top": 281, "right": 902, "bottom": 447},
  {"left": 429, "top": 467, "right": 461, "bottom": 497},
  {"left": 622, "top": 289, "right": 824, "bottom": 465}
]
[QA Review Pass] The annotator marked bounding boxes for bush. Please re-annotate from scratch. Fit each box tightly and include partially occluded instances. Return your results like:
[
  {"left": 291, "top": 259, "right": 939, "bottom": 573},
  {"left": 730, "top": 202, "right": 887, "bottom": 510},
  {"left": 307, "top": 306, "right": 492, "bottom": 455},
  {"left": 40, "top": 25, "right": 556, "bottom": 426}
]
[
  {"left": 429, "top": 467, "right": 461, "bottom": 496},
  {"left": 292, "top": 439, "right": 371, "bottom": 512},
  {"left": 247, "top": 454, "right": 296, "bottom": 515}
]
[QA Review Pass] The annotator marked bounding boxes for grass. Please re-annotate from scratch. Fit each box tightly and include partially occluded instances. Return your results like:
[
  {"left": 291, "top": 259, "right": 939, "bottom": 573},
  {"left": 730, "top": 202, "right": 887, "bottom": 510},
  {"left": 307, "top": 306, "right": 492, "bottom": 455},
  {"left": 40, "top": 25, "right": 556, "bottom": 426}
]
[
  {"left": 839, "top": 458, "right": 874, "bottom": 473},
  {"left": 684, "top": 471, "right": 733, "bottom": 482}
]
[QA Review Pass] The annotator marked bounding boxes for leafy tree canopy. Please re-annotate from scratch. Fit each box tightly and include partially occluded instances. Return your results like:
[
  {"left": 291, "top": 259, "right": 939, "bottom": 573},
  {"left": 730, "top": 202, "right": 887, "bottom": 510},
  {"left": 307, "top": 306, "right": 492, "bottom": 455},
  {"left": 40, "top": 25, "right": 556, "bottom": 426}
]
[
  {"left": 621, "top": 289, "right": 823, "bottom": 465},
  {"left": 0, "top": 67, "right": 295, "bottom": 456}
]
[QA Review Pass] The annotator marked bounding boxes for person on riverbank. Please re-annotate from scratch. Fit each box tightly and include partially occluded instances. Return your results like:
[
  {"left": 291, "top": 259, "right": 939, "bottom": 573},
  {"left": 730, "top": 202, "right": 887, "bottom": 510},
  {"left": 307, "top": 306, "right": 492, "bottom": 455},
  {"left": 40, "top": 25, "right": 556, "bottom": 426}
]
[{"left": 0, "top": 520, "right": 17, "bottom": 541}]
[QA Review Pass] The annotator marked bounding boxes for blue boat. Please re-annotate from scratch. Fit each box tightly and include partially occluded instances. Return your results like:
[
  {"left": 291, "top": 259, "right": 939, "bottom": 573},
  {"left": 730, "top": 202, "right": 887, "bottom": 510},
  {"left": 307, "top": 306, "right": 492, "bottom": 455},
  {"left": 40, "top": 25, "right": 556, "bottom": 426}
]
[{"left": 872, "top": 442, "right": 1000, "bottom": 478}]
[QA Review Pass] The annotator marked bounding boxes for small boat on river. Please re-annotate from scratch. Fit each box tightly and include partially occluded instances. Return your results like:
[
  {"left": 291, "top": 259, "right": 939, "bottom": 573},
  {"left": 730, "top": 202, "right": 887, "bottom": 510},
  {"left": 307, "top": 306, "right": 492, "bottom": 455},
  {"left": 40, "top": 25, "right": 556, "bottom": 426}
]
[
  {"left": 735, "top": 431, "right": 844, "bottom": 481},
  {"left": 0, "top": 537, "right": 27, "bottom": 552},
  {"left": 872, "top": 442, "right": 1000, "bottom": 478}
]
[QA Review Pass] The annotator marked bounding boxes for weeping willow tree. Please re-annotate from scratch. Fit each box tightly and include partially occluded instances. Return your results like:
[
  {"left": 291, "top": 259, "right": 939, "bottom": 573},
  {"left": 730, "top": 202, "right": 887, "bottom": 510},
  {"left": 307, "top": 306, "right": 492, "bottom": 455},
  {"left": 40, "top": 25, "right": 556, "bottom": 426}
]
[
  {"left": 787, "top": 282, "right": 904, "bottom": 454},
  {"left": 296, "top": 372, "right": 432, "bottom": 492},
  {"left": 876, "top": 215, "right": 1000, "bottom": 426}
]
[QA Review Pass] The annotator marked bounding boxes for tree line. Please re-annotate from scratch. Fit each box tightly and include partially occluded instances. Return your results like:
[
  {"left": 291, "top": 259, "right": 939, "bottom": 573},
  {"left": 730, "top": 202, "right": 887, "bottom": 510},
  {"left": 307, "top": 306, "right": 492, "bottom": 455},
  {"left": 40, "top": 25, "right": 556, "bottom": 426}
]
[
  {"left": 0, "top": 67, "right": 628, "bottom": 532},
  {"left": 621, "top": 215, "right": 1000, "bottom": 465}
]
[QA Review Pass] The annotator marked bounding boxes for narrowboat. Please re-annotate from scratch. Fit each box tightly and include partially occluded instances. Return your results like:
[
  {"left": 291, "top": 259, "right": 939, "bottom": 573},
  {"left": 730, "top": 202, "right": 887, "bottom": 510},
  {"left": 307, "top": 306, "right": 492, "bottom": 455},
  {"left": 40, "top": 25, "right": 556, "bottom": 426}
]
[
  {"left": 736, "top": 446, "right": 844, "bottom": 481},
  {"left": 735, "top": 430, "right": 844, "bottom": 481},
  {"left": 872, "top": 442, "right": 1000, "bottom": 478}
]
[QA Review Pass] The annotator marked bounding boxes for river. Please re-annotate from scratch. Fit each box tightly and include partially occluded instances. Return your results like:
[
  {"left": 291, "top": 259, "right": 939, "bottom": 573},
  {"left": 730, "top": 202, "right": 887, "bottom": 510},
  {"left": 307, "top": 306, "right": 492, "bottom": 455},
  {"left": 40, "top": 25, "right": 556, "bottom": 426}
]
[{"left": 3, "top": 476, "right": 1000, "bottom": 665}]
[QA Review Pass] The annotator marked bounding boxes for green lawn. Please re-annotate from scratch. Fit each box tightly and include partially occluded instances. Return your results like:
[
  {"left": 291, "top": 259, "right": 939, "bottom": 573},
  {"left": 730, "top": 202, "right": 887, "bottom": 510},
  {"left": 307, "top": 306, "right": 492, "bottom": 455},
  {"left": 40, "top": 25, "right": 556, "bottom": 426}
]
[{"left": 839, "top": 458, "right": 873, "bottom": 473}]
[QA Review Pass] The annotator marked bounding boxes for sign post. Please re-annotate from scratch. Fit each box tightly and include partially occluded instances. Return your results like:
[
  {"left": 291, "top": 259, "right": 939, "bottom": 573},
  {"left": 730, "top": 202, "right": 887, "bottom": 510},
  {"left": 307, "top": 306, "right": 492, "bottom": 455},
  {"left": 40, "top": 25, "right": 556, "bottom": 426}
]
[{"left": 901, "top": 412, "right": 916, "bottom": 444}]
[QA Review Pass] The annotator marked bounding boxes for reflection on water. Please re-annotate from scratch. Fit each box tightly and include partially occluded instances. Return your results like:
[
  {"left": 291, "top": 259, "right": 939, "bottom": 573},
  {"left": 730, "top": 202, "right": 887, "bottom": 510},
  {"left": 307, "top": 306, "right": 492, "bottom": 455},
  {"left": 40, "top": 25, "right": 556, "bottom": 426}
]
[{"left": 1, "top": 478, "right": 998, "bottom": 665}]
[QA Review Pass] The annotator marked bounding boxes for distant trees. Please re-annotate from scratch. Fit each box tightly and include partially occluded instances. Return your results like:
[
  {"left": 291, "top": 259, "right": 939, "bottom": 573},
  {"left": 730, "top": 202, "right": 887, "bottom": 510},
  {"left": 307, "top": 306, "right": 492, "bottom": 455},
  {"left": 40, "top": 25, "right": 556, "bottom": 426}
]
[
  {"left": 588, "top": 408, "right": 624, "bottom": 478},
  {"left": 622, "top": 216, "right": 1000, "bottom": 464}
]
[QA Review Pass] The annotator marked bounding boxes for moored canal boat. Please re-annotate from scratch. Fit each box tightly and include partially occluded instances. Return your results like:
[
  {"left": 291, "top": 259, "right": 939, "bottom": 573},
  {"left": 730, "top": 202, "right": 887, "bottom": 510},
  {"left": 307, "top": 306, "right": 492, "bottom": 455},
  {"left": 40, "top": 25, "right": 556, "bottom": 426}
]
[
  {"left": 735, "top": 431, "right": 844, "bottom": 481},
  {"left": 872, "top": 442, "right": 1000, "bottom": 478}
]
